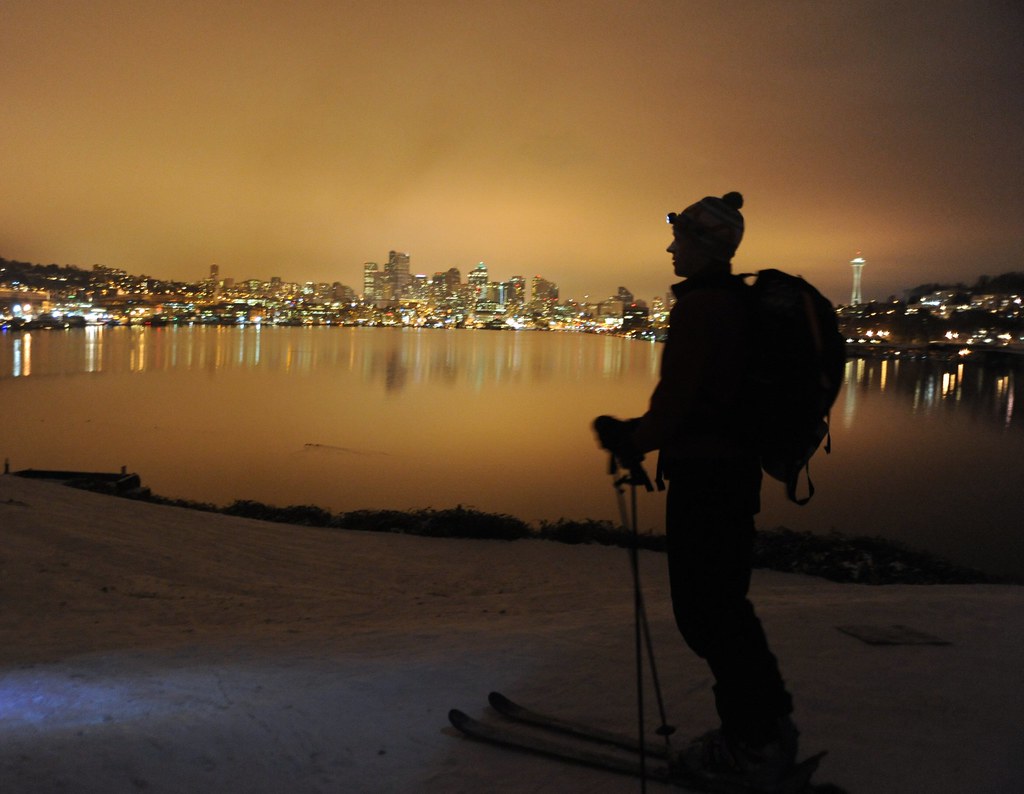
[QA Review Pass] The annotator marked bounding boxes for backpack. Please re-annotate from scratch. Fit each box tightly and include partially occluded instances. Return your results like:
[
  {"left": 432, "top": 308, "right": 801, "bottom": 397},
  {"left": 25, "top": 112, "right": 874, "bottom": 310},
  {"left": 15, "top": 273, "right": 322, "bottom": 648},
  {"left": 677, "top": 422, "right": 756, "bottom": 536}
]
[{"left": 742, "top": 268, "right": 846, "bottom": 504}]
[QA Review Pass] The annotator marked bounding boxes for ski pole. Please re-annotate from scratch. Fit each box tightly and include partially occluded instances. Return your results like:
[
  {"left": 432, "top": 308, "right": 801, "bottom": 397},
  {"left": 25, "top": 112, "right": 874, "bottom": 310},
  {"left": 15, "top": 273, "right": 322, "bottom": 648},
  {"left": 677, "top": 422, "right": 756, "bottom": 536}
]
[
  {"left": 618, "top": 467, "right": 648, "bottom": 792},
  {"left": 610, "top": 456, "right": 675, "bottom": 790},
  {"left": 614, "top": 464, "right": 674, "bottom": 744}
]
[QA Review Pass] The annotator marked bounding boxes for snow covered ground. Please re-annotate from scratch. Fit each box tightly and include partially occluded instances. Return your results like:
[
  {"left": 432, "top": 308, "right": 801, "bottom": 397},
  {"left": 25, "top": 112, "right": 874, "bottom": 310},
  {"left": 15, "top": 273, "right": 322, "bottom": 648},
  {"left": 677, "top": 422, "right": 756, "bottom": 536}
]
[{"left": 1, "top": 475, "right": 1021, "bottom": 793}]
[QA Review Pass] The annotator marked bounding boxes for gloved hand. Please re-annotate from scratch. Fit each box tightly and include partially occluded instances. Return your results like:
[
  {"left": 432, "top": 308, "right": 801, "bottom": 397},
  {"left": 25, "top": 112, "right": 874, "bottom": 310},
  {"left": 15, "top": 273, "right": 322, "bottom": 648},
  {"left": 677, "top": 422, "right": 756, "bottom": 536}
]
[{"left": 592, "top": 415, "right": 643, "bottom": 467}]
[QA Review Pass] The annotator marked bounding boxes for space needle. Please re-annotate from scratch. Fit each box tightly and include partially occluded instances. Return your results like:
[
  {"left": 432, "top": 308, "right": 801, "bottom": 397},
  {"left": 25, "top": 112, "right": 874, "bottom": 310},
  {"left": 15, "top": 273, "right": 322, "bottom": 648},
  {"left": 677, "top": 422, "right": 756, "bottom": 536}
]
[{"left": 850, "top": 253, "right": 866, "bottom": 305}]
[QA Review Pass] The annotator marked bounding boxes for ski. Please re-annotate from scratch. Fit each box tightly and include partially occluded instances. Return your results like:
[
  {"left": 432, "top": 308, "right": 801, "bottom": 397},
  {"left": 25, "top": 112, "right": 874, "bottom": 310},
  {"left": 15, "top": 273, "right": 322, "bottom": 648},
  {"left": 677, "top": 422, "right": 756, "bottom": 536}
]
[
  {"left": 450, "top": 704, "right": 830, "bottom": 794},
  {"left": 488, "top": 690, "right": 672, "bottom": 758},
  {"left": 449, "top": 707, "right": 677, "bottom": 784}
]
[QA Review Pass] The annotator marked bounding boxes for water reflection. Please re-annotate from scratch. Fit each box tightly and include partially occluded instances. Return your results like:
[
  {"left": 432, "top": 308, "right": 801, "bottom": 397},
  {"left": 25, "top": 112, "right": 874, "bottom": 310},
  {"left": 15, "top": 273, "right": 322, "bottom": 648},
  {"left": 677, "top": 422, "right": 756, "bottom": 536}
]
[
  {"left": 0, "top": 326, "right": 661, "bottom": 390},
  {"left": 3, "top": 326, "right": 1023, "bottom": 577},
  {"left": 6, "top": 328, "right": 1021, "bottom": 428},
  {"left": 842, "top": 354, "right": 1020, "bottom": 429},
  {"left": 11, "top": 334, "right": 29, "bottom": 377}
]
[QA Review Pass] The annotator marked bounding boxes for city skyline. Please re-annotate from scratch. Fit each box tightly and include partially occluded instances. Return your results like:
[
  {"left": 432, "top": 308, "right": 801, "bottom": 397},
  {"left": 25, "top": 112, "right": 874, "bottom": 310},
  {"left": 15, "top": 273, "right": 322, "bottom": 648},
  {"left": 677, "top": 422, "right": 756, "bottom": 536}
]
[
  {"left": 2, "top": 246, "right": 865, "bottom": 314},
  {"left": 2, "top": 2, "right": 1022, "bottom": 306},
  {"left": 9, "top": 246, "right": 1023, "bottom": 314}
]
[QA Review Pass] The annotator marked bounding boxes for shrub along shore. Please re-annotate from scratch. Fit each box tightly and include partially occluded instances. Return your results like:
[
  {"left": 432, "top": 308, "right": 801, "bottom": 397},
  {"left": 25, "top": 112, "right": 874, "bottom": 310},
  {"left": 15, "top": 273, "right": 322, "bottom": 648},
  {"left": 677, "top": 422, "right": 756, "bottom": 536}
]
[{"left": 79, "top": 481, "right": 1007, "bottom": 586}]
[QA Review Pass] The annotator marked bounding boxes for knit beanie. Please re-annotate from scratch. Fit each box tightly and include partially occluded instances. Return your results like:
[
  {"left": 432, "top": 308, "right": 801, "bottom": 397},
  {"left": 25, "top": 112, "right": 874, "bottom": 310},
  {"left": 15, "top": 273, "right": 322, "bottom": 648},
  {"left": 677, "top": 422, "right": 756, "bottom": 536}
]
[{"left": 668, "top": 191, "right": 745, "bottom": 256}]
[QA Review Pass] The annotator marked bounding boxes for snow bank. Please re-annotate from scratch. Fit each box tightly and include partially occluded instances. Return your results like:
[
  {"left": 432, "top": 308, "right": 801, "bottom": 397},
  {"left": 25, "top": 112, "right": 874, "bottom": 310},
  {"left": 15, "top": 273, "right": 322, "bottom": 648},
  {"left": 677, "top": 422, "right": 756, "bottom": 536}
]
[{"left": 1, "top": 476, "right": 1021, "bottom": 793}]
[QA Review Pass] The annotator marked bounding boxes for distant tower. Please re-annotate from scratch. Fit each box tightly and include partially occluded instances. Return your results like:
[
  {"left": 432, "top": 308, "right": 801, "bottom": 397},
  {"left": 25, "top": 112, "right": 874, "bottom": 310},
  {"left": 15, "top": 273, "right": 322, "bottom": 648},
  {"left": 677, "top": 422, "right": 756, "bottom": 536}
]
[
  {"left": 363, "top": 262, "right": 381, "bottom": 302},
  {"left": 444, "top": 267, "right": 462, "bottom": 295},
  {"left": 850, "top": 254, "right": 866, "bottom": 305},
  {"left": 210, "top": 263, "right": 220, "bottom": 282},
  {"left": 385, "top": 251, "right": 411, "bottom": 299},
  {"left": 532, "top": 275, "right": 559, "bottom": 304},
  {"left": 468, "top": 262, "right": 489, "bottom": 301}
]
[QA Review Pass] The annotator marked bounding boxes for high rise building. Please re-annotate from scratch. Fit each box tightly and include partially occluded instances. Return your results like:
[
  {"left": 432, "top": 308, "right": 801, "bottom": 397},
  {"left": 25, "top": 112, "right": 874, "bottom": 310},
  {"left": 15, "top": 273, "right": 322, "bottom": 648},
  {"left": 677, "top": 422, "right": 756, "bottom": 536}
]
[
  {"left": 507, "top": 275, "right": 526, "bottom": 306},
  {"left": 410, "top": 273, "right": 429, "bottom": 300},
  {"left": 468, "top": 263, "right": 489, "bottom": 301},
  {"left": 850, "top": 254, "right": 866, "bottom": 305},
  {"left": 363, "top": 262, "right": 381, "bottom": 303},
  {"left": 532, "top": 275, "right": 558, "bottom": 303},
  {"left": 384, "top": 251, "right": 411, "bottom": 300},
  {"left": 445, "top": 267, "right": 462, "bottom": 295},
  {"left": 622, "top": 302, "right": 649, "bottom": 333},
  {"left": 332, "top": 282, "right": 354, "bottom": 302}
]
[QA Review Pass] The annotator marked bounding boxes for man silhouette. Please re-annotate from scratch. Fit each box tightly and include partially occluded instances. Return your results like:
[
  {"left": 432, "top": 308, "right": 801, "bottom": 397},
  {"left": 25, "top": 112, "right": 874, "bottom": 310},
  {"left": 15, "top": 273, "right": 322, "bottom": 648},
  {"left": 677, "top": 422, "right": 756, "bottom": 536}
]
[{"left": 594, "top": 192, "right": 797, "bottom": 788}]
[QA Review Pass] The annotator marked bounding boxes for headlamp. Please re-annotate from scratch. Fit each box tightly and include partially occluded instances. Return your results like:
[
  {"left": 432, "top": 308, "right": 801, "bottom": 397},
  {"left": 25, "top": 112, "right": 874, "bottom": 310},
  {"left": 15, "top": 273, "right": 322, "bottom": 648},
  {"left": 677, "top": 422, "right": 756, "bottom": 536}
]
[{"left": 667, "top": 211, "right": 695, "bottom": 234}]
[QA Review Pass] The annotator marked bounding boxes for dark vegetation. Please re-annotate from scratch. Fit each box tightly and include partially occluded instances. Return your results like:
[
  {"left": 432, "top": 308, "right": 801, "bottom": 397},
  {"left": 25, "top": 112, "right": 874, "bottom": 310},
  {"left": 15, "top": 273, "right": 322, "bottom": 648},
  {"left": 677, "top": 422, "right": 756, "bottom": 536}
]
[
  {"left": 903, "top": 273, "right": 1024, "bottom": 302},
  {"left": 98, "top": 484, "right": 1004, "bottom": 585},
  {"left": 0, "top": 257, "right": 94, "bottom": 290}
]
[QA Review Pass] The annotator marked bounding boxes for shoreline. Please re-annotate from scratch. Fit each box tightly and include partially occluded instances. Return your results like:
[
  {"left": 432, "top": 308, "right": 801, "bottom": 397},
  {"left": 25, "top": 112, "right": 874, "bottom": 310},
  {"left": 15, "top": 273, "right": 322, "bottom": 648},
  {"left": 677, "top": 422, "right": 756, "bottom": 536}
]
[{"left": 62, "top": 477, "right": 1010, "bottom": 586}]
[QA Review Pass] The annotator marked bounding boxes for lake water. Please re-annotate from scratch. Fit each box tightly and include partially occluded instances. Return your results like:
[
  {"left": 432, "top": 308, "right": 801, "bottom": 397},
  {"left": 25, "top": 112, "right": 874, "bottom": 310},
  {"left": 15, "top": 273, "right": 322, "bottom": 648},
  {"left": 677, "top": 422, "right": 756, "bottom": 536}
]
[{"left": 2, "top": 325, "right": 1022, "bottom": 579}]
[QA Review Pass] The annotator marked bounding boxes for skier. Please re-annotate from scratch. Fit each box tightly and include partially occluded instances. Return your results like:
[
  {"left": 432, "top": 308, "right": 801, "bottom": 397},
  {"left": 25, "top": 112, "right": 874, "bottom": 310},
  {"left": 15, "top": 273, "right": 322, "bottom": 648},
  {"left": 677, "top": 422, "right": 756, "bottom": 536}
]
[{"left": 594, "top": 192, "right": 798, "bottom": 789}]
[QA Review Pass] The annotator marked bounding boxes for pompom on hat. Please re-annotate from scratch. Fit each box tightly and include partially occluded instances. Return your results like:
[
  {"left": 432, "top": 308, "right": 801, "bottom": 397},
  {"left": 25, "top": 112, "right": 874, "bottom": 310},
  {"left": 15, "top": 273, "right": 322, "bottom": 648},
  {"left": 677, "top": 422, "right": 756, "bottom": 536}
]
[{"left": 668, "top": 191, "right": 745, "bottom": 255}]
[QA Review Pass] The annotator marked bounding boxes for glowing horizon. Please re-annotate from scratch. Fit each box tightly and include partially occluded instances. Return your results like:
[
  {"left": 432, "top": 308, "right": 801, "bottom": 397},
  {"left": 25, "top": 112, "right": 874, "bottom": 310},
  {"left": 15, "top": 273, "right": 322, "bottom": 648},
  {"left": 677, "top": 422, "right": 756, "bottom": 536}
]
[{"left": 2, "top": 2, "right": 1021, "bottom": 305}]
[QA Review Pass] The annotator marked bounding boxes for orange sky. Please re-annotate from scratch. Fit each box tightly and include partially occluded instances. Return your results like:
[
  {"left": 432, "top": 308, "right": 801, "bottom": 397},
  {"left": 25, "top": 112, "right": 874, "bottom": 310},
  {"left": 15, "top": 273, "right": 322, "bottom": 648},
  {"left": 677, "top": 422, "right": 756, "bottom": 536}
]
[{"left": 2, "top": 1, "right": 1021, "bottom": 304}]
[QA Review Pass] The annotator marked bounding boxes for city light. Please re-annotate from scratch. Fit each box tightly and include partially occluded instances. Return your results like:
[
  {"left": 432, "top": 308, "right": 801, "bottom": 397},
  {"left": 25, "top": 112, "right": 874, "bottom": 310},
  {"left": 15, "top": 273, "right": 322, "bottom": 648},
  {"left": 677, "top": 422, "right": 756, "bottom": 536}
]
[{"left": 3, "top": 257, "right": 1024, "bottom": 356}]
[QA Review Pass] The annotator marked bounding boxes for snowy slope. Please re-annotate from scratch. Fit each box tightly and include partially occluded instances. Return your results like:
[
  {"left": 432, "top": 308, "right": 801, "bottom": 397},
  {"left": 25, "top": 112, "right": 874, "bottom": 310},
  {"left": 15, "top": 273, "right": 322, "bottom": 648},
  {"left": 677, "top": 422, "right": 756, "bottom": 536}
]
[{"left": 1, "top": 476, "right": 1021, "bottom": 793}]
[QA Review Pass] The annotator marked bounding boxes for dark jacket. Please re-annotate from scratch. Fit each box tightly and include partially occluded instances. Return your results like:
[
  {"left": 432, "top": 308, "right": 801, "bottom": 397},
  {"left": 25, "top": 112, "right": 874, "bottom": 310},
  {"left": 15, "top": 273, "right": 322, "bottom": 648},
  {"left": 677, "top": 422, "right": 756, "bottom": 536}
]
[{"left": 632, "top": 267, "right": 755, "bottom": 467}]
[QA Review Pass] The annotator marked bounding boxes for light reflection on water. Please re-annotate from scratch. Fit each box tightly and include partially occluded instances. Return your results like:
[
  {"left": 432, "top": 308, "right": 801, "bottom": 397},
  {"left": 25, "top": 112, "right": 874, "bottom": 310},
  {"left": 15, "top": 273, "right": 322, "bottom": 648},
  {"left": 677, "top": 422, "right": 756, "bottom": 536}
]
[
  {"left": 841, "top": 355, "right": 1019, "bottom": 429},
  {"left": 2, "top": 325, "right": 661, "bottom": 386},
  {"left": 2, "top": 327, "right": 1022, "bottom": 578}
]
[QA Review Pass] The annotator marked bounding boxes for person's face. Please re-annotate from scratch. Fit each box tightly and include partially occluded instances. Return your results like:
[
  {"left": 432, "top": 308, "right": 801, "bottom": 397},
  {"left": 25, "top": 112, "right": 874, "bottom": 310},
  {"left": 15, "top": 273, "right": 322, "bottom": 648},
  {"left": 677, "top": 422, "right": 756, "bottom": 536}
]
[{"left": 667, "top": 231, "right": 713, "bottom": 279}]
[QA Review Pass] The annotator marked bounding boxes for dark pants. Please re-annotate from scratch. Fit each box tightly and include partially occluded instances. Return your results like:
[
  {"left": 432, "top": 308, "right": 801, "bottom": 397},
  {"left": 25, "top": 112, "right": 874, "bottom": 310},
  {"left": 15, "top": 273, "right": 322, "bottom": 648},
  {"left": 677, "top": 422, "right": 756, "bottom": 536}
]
[{"left": 665, "top": 457, "right": 793, "bottom": 746}]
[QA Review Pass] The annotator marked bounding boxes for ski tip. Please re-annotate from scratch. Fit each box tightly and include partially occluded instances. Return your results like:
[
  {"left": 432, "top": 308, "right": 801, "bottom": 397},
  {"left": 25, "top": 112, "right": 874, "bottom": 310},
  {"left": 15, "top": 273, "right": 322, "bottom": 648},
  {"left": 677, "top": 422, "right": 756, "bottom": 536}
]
[{"left": 488, "top": 691, "right": 512, "bottom": 710}]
